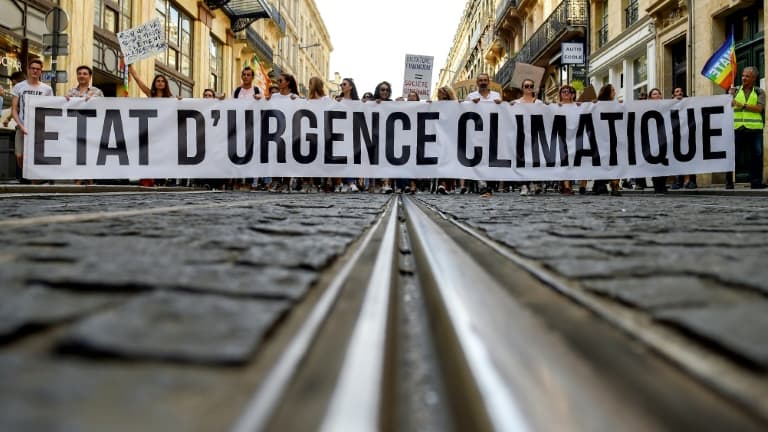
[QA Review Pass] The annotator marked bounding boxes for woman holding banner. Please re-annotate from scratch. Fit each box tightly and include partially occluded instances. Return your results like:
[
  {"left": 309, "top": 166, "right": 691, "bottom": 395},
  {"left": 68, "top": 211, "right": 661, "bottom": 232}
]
[
  {"left": 557, "top": 84, "right": 578, "bottom": 195},
  {"left": 513, "top": 78, "right": 544, "bottom": 197},
  {"left": 127, "top": 63, "right": 172, "bottom": 187},
  {"left": 648, "top": 88, "right": 668, "bottom": 193},
  {"left": 594, "top": 84, "right": 622, "bottom": 196},
  {"left": 373, "top": 81, "right": 395, "bottom": 193},
  {"left": 333, "top": 78, "right": 361, "bottom": 192}
]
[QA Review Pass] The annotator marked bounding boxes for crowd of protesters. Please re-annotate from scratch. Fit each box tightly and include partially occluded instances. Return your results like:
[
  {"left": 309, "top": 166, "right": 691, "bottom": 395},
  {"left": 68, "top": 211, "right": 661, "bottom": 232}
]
[{"left": 5, "top": 57, "right": 765, "bottom": 194}]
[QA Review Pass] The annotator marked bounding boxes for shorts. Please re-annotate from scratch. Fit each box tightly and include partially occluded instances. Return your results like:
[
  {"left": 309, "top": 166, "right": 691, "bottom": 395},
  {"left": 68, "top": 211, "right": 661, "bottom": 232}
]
[{"left": 14, "top": 127, "right": 23, "bottom": 157}]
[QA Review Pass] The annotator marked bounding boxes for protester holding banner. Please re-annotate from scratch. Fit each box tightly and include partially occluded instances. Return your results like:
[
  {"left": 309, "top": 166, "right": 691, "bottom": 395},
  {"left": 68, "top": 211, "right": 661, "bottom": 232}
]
[
  {"left": 233, "top": 66, "right": 262, "bottom": 100},
  {"left": 372, "top": 81, "right": 394, "bottom": 193},
  {"left": 65, "top": 66, "right": 104, "bottom": 100},
  {"left": 669, "top": 87, "right": 697, "bottom": 190},
  {"left": 11, "top": 59, "right": 53, "bottom": 180},
  {"left": 726, "top": 66, "right": 766, "bottom": 189},
  {"left": 272, "top": 73, "right": 300, "bottom": 100},
  {"left": 435, "top": 86, "right": 462, "bottom": 195},
  {"left": 332, "top": 78, "right": 362, "bottom": 192},
  {"left": 466, "top": 73, "right": 501, "bottom": 104},
  {"left": 128, "top": 64, "right": 172, "bottom": 99},
  {"left": 557, "top": 84, "right": 577, "bottom": 195},
  {"left": 127, "top": 63, "right": 172, "bottom": 186},
  {"left": 514, "top": 78, "right": 544, "bottom": 197},
  {"left": 647, "top": 88, "right": 668, "bottom": 193},
  {"left": 593, "top": 84, "right": 622, "bottom": 196},
  {"left": 373, "top": 81, "right": 393, "bottom": 102}
]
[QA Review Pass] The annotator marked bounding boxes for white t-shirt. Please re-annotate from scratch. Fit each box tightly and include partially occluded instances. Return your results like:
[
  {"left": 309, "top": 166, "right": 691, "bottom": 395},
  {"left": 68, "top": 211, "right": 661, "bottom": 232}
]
[
  {"left": 466, "top": 90, "right": 501, "bottom": 102},
  {"left": 270, "top": 93, "right": 299, "bottom": 100},
  {"left": 11, "top": 80, "right": 53, "bottom": 124},
  {"left": 235, "top": 86, "right": 259, "bottom": 99},
  {"left": 513, "top": 97, "right": 543, "bottom": 104}
]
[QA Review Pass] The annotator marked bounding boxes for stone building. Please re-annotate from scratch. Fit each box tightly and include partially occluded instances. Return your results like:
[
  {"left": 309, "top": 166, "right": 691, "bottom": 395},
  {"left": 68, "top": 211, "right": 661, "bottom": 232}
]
[{"left": 0, "top": 0, "right": 331, "bottom": 101}]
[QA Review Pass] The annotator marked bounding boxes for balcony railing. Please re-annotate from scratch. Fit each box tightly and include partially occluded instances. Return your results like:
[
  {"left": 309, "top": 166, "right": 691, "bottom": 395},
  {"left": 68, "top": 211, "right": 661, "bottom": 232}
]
[
  {"left": 494, "top": 0, "right": 588, "bottom": 85},
  {"left": 496, "top": 0, "right": 520, "bottom": 23},
  {"left": 625, "top": 0, "right": 639, "bottom": 28},
  {"left": 598, "top": 23, "right": 608, "bottom": 48}
]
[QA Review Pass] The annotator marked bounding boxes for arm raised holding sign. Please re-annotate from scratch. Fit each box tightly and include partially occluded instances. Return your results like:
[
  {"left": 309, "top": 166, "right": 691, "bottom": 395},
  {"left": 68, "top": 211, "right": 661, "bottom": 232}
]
[{"left": 128, "top": 63, "right": 173, "bottom": 98}]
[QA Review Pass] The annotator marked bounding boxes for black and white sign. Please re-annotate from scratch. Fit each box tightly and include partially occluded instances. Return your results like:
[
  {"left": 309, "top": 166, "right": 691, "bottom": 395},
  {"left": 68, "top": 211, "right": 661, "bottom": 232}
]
[
  {"left": 403, "top": 54, "right": 434, "bottom": 100},
  {"left": 117, "top": 19, "right": 168, "bottom": 65},
  {"left": 24, "top": 96, "right": 734, "bottom": 180},
  {"left": 562, "top": 42, "right": 585, "bottom": 65}
]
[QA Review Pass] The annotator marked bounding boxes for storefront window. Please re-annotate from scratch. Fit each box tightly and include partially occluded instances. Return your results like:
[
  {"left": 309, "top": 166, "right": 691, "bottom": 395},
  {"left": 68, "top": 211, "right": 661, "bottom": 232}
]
[{"left": 0, "top": 49, "right": 24, "bottom": 109}]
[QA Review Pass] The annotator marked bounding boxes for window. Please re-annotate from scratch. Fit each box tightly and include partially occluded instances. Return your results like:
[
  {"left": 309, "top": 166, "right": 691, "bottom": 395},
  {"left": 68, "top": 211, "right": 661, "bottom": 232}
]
[
  {"left": 633, "top": 55, "right": 647, "bottom": 99},
  {"left": 93, "top": 0, "right": 132, "bottom": 33},
  {"left": 209, "top": 38, "right": 223, "bottom": 92},
  {"left": 598, "top": 1, "right": 608, "bottom": 48},
  {"left": 95, "top": 0, "right": 132, "bottom": 33},
  {"left": 625, "top": 0, "right": 639, "bottom": 29},
  {"left": 155, "top": 0, "right": 193, "bottom": 79}
]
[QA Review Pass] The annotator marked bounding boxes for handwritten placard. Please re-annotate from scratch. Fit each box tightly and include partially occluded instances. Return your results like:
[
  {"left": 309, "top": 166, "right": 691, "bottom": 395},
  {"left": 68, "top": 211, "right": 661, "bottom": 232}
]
[{"left": 117, "top": 18, "right": 167, "bottom": 65}]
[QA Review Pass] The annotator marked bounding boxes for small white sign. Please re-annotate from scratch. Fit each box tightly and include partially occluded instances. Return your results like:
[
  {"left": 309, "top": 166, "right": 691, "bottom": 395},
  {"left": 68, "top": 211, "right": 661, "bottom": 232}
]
[
  {"left": 117, "top": 18, "right": 168, "bottom": 65},
  {"left": 402, "top": 54, "right": 434, "bottom": 100},
  {"left": 561, "top": 42, "right": 584, "bottom": 65}
]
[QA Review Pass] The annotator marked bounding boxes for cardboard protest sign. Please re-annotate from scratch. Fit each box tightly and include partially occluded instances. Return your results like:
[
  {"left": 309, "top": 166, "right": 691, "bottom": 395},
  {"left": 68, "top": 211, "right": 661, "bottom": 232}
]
[
  {"left": 510, "top": 62, "right": 546, "bottom": 89},
  {"left": 452, "top": 79, "right": 503, "bottom": 101},
  {"left": 402, "top": 54, "right": 434, "bottom": 100},
  {"left": 117, "top": 18, "right": 168, "bottom": 65}
]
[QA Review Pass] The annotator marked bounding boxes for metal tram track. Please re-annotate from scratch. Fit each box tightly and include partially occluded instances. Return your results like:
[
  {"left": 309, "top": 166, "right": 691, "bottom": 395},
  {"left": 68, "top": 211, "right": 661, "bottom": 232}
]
[{"left": 233, "top": 195, "right": 766, "bottom": 432}]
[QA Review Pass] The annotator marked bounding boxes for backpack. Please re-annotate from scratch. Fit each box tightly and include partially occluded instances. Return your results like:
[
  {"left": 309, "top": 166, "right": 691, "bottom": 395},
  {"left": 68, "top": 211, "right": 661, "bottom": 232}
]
[{"left": 233, "top": 86, "right": 260, "bottom": 98}]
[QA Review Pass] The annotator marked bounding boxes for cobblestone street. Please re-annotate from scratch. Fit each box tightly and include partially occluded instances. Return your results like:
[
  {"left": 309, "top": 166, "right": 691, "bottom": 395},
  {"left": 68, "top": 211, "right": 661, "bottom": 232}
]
[{"left": 1, "top": 190, "right": 767, "bottom": 430}]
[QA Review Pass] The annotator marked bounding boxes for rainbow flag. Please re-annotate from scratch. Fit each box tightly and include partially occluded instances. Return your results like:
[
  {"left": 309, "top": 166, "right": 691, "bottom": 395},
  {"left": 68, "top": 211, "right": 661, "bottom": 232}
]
[{"left": 701, "top": 31, "right": 736, "bottom": 90}]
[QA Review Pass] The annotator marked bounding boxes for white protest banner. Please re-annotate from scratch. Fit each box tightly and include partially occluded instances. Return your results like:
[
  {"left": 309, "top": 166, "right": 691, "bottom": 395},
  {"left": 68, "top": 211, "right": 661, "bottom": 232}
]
[
  {"left": 403, "top": 54, "right": 434, "bottom": 100},
  {"left": 24, "top": 96, "right": 734, "bottom": 180},
  {"left": 117, "top": 18, "right": 167, "bottom": 65}
]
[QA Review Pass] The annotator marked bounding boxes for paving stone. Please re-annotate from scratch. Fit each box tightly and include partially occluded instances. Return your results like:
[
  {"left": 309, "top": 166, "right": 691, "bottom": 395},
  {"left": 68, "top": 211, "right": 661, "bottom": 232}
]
[
  {"left": 654, "top": 303, "right": 768, "bottom": 369},
  {"left": 238, "top": 235, "right": 350, "bottom": 270},
  {"left": 60, "top": 291, "right": 291, "bottom": 364},
  {"left": 0, "top": 286, "right": 125, "bottom": 340},
  {"left": 0, "top": 354, "right": 228, "bottom": 432},
  {"left": 583, "top": 276, "right": 740, "bottom": 310}
]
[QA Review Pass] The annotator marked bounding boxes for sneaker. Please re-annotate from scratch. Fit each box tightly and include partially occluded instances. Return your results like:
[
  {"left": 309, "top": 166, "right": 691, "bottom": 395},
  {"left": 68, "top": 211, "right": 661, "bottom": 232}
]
[
  {"left": 381, "top": 186, "right": 393, "bottom": 194},
  {"left": 578, "top": 186, "right": 586, "bottom": 195},
  {"left": 349, "top": 183, "right": 359, "bottom": 192},
  {"left": 437, "top": 185, "right": 447, "bottom": 195},
  {"left": 725, "top": 183, "right": 734, "bottom": 190},
  {"left": 684, "top": 181, "right": 697, "bottom": 189},
  {"left": 460, "top": 187, "right": 468, "bottom": 194},
  {"left": 520, "top": 185, "right": 529, "bottom": 196},
  {"left": 670, "top": 183, "right": 681, "bottom": 190},
  {"left": 480, "top": 191, "right": 493, "bottom": 198},
  {"left": 534, "top": 184, "right": 543, "bottom": 195},
  {"left": 751, "top": 183, "right": 768, "bottom": 189}
]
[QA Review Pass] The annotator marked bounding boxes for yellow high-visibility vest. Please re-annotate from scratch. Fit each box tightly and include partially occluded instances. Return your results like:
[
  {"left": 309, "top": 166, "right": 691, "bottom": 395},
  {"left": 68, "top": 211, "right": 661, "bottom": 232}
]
[{"left": 734, "top": 87, "right": 764, "bottom": 130}]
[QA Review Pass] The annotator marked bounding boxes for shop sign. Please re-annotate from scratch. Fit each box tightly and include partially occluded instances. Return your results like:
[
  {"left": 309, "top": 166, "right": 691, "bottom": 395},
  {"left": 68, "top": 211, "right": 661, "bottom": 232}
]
[
  {"left": 562, "top": 42, "right": 585, "bottom": 65},
  {"left": 0, "top": 55, "right": 22, "bottom": 71}
]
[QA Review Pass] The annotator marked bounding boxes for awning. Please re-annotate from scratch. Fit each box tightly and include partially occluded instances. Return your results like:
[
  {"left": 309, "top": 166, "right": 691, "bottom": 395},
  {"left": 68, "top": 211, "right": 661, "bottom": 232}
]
[{"left": 205, "top": 0, "right": 285, "bottom": 33}]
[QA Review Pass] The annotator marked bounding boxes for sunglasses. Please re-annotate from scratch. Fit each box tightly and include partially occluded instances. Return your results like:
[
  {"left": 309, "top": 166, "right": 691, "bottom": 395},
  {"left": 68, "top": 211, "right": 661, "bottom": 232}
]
[
  {"left": 380, "top": 87, "right": 390, "bottom": 92},
  {"left": 560, "top": 89, "right": 574, "bottom": 94},
  {"left": 523, "top": 84, "right": 535, "bottom": 89}
]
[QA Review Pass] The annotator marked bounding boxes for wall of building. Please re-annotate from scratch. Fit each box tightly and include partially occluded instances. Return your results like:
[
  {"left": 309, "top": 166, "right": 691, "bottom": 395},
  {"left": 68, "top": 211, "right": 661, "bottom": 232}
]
[{"left": 0, "top": 0, "right": 331, "bottom": 102}]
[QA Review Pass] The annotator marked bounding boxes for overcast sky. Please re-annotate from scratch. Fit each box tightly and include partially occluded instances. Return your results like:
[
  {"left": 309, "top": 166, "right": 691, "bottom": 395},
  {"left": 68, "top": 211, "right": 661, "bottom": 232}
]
[{"left": 313, "top": 0, "right": 468, "bottom": 98}]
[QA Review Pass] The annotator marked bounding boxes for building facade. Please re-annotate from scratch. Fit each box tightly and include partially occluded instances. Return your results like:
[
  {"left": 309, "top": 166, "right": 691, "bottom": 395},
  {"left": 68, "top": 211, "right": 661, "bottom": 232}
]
[
  {"left": 438, "top": 0, "right": 590, "bottom": 102},
  {"left": 436, "top": 0, "right": 498, "bottom": 100},
  {"left": 0, "top": 0, "right": 331, "bottom": 105}
]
